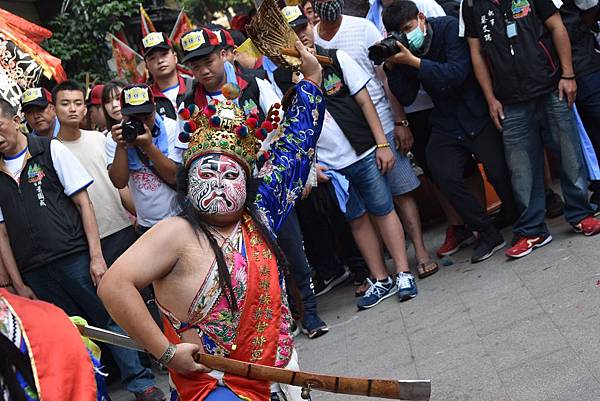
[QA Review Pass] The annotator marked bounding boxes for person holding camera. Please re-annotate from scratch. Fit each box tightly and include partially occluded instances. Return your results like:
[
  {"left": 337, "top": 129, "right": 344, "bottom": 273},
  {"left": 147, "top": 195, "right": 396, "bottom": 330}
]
[
  {"left": 314, "top": 0, "right": 438, "bottom": 281},
  {"left": 382, "top": 0, "right": 517, "bottom": 262},
  {"left": 275, "top": 6, "right": 420, "bottom": 310},
  {"left": 107, "top": 84, "right": 180, "bottom": 234}
]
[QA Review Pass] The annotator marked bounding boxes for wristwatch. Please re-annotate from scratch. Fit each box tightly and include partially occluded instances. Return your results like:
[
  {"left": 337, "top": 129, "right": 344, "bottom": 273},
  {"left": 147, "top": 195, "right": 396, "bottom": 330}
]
[{"left": 395, "top": 119, "right": 409, "bottom": 127}]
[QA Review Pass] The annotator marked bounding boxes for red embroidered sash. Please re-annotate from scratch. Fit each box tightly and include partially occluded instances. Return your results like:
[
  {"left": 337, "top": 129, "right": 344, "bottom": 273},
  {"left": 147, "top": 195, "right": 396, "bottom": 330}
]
[
  {"left": 1, "top": 289, "right": 97, "bottom": 401},
  {"left": 164, "top": 213, "right": 282, "bottom": 401}
]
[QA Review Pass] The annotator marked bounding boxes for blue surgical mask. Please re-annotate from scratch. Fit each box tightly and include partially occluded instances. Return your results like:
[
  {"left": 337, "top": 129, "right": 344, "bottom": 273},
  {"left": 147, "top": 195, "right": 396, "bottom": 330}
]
[{"left": 406, "top": 21, "right": 426, "bottom": 52}]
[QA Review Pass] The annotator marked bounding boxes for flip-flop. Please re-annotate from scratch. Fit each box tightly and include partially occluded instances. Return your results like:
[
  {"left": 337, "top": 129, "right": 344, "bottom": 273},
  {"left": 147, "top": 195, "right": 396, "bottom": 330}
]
[
  {"left": 417, "top": 260, "right": 439, "bottom": 279},
  {"left": 354, "top": 280, "right": 370, "bottom": 297}
]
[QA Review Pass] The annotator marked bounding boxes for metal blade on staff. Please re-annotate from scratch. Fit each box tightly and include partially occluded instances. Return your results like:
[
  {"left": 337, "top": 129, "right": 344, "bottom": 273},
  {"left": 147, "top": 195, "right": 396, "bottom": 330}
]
[{"left": 77, "top": 324, "right": 431, "bottom": 401}]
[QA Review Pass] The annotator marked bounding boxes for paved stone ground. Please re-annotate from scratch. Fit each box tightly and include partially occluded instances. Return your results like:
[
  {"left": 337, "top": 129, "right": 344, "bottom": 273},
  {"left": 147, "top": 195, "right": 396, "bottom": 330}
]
[{"left": 110, "top": 216, "right": 600, "bottom": 401}]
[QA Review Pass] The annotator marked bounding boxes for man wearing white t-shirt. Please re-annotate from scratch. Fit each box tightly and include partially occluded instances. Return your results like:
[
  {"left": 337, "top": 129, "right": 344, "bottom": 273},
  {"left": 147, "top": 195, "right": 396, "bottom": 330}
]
[
  {"left": 54, "top": 81, "right": 137, "bottom": 265},
  {"left": 53, "top": 80, "right": 165, "bottom": 401},
  {"left": 107, "top": 84, "right": 181, "bottom": 234},
  {"left": 276, "top": 6, "right": 420, "bottom": 310},
  {"left": 313, "top": 0, "right": 438, "bottom": 277}
]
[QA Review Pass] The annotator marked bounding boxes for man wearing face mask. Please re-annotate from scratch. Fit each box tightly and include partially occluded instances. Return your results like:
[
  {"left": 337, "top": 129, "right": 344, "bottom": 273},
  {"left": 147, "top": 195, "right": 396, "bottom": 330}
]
[
  {"left": 382, "top": 0, "right": 517, "bottom": 263},
  {"left": 314, "top": 0, "right": 439, "bottom": 278},
  {"left": 107, "top": 84, "right": 181, "bottom": 234},
  {"left": 98, "top": 42, "right": 325, "bottom": 401}
]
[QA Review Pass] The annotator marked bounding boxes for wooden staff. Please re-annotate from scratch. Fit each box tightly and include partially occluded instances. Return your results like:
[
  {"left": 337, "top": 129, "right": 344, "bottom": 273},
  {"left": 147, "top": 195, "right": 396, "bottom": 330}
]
[{"left": 76, "top": 324, "right": 430, "bottom": 400}]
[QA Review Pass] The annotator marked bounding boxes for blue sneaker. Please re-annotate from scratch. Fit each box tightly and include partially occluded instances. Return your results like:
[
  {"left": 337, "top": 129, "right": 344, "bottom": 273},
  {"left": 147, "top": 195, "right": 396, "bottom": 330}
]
[
  {"left": 396, "top": 272, "right": 418, "bottom": 301},
  {"left": 301, "top": 313, "right": 329, "bottom": 339},
  {"left": 357, "top": 278, "right": 398, "bottom": 310}
]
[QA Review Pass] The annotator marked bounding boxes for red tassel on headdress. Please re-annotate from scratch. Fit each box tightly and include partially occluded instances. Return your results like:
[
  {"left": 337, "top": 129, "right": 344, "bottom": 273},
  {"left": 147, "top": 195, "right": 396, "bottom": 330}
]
[
  {"left": 245, "top": 117, "right": 258, "bottom": 129},
  {"left": 260, "top": 121, "right": 273, "bottom": 132},
  {"left": 179, "top": 108, "right": 191, "bottom": 120},
  {"left": 255, "top": 127, "right": 268, "bottom": 141}
]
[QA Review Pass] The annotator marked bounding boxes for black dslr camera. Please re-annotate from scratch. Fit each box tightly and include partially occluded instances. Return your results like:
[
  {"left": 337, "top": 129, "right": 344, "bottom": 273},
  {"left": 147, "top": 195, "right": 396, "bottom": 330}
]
[
  {"left": 368, "top": 31, "right": 410, "bottom": 65},
  {"left": 121, "top": 118, "right": 145, "bottom": 143}
]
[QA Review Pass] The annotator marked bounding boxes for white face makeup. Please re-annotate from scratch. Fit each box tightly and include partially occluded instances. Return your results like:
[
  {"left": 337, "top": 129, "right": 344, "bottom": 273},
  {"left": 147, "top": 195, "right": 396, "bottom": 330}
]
[{"left": 188, "top": 153, "right": 247, "bottom": 215}]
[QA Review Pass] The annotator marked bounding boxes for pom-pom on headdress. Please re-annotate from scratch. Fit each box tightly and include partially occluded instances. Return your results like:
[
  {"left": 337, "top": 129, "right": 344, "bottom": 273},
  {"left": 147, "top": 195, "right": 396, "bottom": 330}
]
[{"left": 179, "top": 83, "right": 282, "bottom": 173}]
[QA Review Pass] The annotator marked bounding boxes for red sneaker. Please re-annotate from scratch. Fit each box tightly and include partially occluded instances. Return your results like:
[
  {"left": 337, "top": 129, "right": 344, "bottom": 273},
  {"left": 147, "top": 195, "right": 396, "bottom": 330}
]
[
  {"left": 436, "top": 225, "right": 475, "bottom": 258},
  {"left": 573, "top": 215, "right": 600, "bottom": 236},
  {"left": 505, "top": 234, "right": 552, "bottom": 258}
]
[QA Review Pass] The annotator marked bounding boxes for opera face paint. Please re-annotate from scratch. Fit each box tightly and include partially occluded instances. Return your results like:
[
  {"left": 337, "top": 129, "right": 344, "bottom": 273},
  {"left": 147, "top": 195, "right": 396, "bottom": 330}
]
[{"left": 188, "top": 154, "right": 247, "bottom": 215}]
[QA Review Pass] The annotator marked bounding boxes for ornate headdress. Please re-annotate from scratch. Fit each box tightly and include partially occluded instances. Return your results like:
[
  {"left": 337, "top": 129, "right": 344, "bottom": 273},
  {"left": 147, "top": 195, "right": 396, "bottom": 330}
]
[{"left": 178, "top": 83, "right": 282, "bottom": 173}]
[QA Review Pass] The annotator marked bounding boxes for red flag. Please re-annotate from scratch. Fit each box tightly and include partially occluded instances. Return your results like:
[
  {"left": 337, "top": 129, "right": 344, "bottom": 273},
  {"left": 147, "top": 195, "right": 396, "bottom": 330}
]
[
  {"left": 169, "top": 9, "right": 194, "bottom": 47},
  {"left": 110, "top": 34, "right": 145, "bottom": 83},
  {"left": 140, "top": 4, "right": 156, "bottom": 37},
  {"left": 0, "top": 8, "right": 66, "bottom": 82}
]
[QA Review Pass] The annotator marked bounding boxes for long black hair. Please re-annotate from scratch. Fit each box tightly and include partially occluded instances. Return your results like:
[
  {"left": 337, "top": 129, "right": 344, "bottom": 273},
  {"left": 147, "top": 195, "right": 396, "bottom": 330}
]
[
  {"left": 101, "top": 79, "right": 127, "bottom": 129},
  {"left": 0, "top": 334, "right": 37, "bottom": 401},
  {"left": 176, "top": 166, "right": 303, "bottom": 318}
]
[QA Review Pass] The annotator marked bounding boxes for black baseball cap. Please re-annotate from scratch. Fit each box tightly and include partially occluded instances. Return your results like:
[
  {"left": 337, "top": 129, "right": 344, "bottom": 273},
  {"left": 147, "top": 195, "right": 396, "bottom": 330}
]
[
  {"left": 180, "top": 28, "right": 221, "bottom": 63},
  {"left": 229, "top": 30, "right": 247, "bottom": 47},
  {"left": 212, "top": 28, "right": 235, "bottom": 48},
  {"left": 21, "top": 87, "right": 53, "bottom": 111},
  {"left": 281, "top": 6, "right": 309, "bottom": 28},
  {"left": 141, "top": 32, "right": 174, "bottom": 57},
  {"left": 120, "top": 84, "right": 155, "bottom": 116}
]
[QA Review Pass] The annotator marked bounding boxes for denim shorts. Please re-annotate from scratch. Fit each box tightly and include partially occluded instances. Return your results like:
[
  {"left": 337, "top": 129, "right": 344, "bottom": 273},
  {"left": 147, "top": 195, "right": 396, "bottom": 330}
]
[
  {"left": 339, "top": 150, "right": 395, "bottom": 221},
  {"left": 385, "top": 131, "right": 421, "bottom": 196}
]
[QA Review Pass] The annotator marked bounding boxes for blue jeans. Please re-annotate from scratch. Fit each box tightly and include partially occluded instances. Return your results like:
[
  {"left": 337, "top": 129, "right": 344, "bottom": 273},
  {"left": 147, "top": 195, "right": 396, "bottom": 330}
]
[
  {"left": 277, "top": 208, "right": 318, "bottom": 320},
  {"left": 22, "top": 251, "right": 156, "bottom": 394},
  {"left": 502, "top": 90, "right": 593, "bottom": 237},
  {"left": 339, "top": 150, "right": 395, "bottom": 221}
]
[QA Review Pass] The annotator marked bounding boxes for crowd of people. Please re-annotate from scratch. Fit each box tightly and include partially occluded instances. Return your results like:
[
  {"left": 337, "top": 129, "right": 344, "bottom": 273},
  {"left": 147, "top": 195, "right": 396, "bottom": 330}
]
[{"left": 1, "top": 0, "right": 600, "bottom": 399}]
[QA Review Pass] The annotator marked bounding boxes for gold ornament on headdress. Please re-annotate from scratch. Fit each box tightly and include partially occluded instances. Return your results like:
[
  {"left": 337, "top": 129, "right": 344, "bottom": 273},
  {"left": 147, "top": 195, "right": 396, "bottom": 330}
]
[{"left": 178, "top": 83, "right": 283, "bottom": 173}]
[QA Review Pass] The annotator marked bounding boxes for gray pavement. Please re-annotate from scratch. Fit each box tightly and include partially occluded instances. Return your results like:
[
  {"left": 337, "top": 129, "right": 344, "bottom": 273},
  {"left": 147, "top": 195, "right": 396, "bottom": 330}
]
[{"left": 110, "top": 217, "right": 600, "bottom": 401}]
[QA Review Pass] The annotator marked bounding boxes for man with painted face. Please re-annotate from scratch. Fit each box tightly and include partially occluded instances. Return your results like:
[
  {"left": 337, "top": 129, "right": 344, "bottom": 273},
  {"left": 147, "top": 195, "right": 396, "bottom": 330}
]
[
  {"left": 382, "top": 0, "right": 517, "bottom": 263},
  {"left": 21, "top": 87, "right": 60, "bottom": 138},
  {"left": 179, "top": 27, "right": 329, "bottom": 339},
  {"left": 107, "top": 84, "right": 181, "bottom": 234},
  {"left": 98, "top": 42, "right": 325, "bottom": 401}
]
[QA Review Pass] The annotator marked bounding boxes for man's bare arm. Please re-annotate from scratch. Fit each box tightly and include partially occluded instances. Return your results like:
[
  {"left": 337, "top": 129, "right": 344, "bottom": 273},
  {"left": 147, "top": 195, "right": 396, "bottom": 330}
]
[
  {"left": 0, "top": 223, "right": 36, "bottom": 299},
  {"left": 71, "top": 190, "right": 107, "bottom": 285},
  {"left": 98, "top": 217, "right": 209, "bottom": 375},
  {"left": 468, "top": 37, "right": 505, "bottom": 130}
]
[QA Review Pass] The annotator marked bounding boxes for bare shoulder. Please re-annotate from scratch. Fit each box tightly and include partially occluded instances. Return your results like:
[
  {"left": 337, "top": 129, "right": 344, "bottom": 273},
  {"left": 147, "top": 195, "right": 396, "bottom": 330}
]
[{"left": 143, "top": 216, "right": 209, "bottom": 250}]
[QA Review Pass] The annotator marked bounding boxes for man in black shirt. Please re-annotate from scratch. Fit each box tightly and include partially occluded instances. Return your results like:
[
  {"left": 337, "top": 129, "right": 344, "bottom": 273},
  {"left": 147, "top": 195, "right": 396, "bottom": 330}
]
[
  {"left": 462, "top": 0, "right": 600, "bottom": 259},
  {"left": 559, "top": 0, "right": 600, "bottom": 205}
]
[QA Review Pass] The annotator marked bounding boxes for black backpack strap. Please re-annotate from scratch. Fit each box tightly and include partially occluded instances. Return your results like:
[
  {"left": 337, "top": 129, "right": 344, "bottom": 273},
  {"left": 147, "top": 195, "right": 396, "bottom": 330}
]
[{"left": 0, "top": 334, "right": 37, "bottom": 401}]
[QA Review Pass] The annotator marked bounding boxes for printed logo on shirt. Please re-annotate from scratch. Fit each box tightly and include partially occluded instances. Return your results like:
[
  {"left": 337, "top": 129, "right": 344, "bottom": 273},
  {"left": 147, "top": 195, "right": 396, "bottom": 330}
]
[
  {"left": 323, "top": 73, "right": 343, "bottom": 96},
  {"left": 27, "top": 163, "right": 45, "bottom": 184},
  {"left": 242, "top": 99, "right": 259, "bottom": 116},
  {"left": 511, "top": 0, "right": 531, "bottom": 19},
  {"left": 27, "top": 164, "right": 47, "bottom": 207}
]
